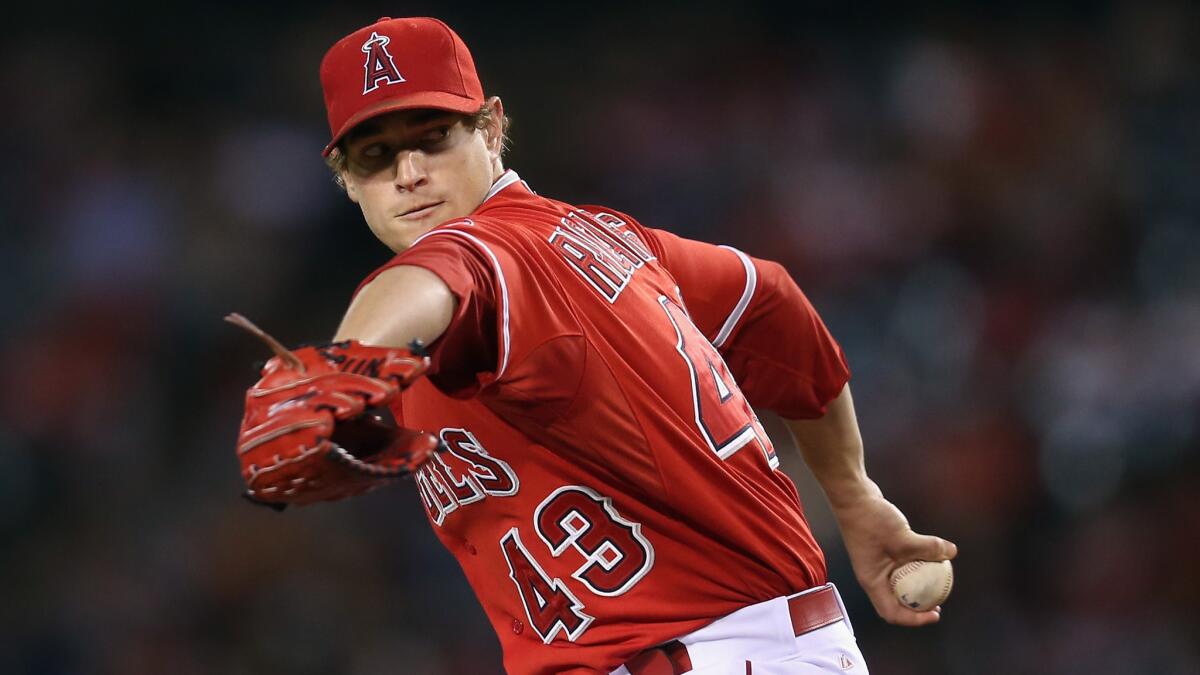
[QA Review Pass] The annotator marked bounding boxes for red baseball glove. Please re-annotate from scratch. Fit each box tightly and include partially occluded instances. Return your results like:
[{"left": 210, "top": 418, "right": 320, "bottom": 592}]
[{"left": 229, "top": 313, "right": 439, "bottom": 508}]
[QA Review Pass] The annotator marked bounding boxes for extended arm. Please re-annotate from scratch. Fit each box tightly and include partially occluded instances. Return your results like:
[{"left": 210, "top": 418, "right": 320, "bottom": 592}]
[
  {"left": 228, "top": 264, "right": 462, "bottom": 509},
  {"left": 334, "top": 265, "right": 457, "bottom": 347},
  {"left": 786, "top": 384, "right": 957, "bottom": 626}
]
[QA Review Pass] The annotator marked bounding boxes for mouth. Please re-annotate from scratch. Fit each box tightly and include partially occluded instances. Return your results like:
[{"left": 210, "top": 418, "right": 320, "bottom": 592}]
[{"left": 397, "top": 202, "right": 444, "bottom": 219}]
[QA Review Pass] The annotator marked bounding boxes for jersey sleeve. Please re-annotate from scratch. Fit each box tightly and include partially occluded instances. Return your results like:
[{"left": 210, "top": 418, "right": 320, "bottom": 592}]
[
  {"left": 352, "top": 231, "right": 500, "bottom": 398},
  {"left": 645, "top": 228, "right": 851, "bottom": 419}
]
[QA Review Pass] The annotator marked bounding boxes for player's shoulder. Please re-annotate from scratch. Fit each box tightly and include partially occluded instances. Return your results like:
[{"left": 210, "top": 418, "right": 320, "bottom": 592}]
[
  {"left": 409, "top": 216, "right": 498, "bottom": 248},
  {"left": 403, "top": 216, "right": 533, "bottom": 280},
  {"left": 575, "top": 203, "right": 634, "bottom": 220},
  {"left": 415, "top": 198, "right": 553, "bottom": 251},
  {"left": 575, "top": 204, "right": 657, "bottom": 242}
]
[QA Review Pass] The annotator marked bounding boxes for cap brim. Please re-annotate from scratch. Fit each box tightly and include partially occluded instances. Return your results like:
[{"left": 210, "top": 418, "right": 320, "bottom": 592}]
[{"left": 322, "top": 91, "right": 483, "bottom": 157}]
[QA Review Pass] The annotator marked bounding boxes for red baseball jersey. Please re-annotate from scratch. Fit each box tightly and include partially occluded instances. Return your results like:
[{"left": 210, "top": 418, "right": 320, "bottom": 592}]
[{"left": 355, "top": 171, "right": 850, "bottom": 674}]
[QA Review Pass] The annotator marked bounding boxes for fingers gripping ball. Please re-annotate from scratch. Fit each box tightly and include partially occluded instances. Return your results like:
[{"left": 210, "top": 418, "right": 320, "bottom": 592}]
[
  {"left": 890, "top": 560, "right": 954, "bottom": 612},
  {"left": 228, "top": 313, "right": 439, "bottom": 508}
]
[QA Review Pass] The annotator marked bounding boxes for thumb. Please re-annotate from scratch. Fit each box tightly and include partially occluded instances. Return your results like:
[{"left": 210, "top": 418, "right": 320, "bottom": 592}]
[{"left": 901, "top": 533, "right": 957, "bottom": 562}]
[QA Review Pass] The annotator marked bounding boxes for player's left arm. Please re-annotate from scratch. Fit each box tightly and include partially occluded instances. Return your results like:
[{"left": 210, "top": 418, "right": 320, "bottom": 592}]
[
  {"left": 334, "top": 265, "right": 457, "bottom": 347},
  {"left": 225, "top": 264, "right": 464, "bottom": 509},
  {"left": 336, "top": 235, "right": 501, "bottom": 399}
]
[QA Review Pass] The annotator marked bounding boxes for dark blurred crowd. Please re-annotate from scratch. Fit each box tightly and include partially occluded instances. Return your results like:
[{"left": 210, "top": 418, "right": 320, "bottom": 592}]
[{"left": 2, "top": 1, "right": 1197, "bottom": 674}]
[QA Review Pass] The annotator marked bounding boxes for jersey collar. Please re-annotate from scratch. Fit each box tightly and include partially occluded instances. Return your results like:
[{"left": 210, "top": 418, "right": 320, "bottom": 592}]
[{"left": 481, "top": 169, "right": 533, "bottom": 203}]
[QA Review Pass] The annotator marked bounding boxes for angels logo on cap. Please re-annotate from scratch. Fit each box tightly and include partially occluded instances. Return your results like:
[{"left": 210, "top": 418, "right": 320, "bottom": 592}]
[
  {"left": 361, "top": 31, "right": 405, "bottom": 94},
  {"left": 320, "top": 17, "right": 486, "bottom": 157}
]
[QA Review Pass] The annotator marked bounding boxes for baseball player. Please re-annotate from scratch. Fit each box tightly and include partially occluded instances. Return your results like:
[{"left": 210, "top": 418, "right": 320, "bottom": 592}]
[{"left": 232, "top": 16, "right": 957, "bottom": 675}]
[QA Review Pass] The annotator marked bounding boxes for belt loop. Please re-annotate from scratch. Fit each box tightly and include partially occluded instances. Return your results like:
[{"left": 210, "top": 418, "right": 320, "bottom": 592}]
[{"left": 827, "top": 583, "right": 854, "bottom": 636}]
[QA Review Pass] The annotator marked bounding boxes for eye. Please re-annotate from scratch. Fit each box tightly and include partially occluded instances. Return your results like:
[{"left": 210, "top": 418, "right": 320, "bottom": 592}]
[
  {"left": 361, "top": 143, "right": 387, "bottom": 158},
  {"left": 419, "top": 125, "right": 452, "bottom": 148}
]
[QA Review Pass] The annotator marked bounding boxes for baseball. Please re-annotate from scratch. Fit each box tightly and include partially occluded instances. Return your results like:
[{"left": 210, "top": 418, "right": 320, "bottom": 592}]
[{"left": 890, "top": 560, "right": 954, "bottom": 612}]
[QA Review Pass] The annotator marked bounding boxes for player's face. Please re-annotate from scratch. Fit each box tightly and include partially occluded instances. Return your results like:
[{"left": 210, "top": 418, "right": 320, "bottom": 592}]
[{"left": 339, "top": 100, "right": 503, "bottom": 251}]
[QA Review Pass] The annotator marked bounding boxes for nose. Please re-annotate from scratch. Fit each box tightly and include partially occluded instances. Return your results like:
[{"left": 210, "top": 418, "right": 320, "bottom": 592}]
[{"left": 393, "top": 149, "right": 428, "bottom": 192}]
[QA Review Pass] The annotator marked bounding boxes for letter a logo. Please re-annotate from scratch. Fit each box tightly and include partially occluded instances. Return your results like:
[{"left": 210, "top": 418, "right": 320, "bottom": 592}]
[{"left": 361, "top": 31, "right": 405, "bottom": 94}]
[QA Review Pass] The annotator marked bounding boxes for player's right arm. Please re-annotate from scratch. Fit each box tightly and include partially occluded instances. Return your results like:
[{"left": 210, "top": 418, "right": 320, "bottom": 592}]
[
  {"left": 644, "top": 227, "right": 848, "bottom": 419},
  {"left": 645, "top": 227, "right": 957, "bottom": 626},
  {"left": 786, "top": 385, "right": 956, "bottom": 627}
]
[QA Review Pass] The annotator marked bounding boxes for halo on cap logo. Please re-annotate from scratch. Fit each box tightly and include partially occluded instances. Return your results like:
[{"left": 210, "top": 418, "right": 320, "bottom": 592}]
[{"left": 361, "top": 31, "right": 405, "bottom": 94}]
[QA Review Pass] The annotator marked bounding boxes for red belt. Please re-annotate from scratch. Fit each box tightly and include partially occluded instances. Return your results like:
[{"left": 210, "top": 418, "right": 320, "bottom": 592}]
[{"left": 623, "top": 586, "right": 843, "bottom": 675}]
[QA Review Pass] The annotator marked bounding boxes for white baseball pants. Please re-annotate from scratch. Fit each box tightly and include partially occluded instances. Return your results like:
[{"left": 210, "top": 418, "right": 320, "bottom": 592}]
[{"left": 612, "top": 583, "right": 869, "bottom": 674}]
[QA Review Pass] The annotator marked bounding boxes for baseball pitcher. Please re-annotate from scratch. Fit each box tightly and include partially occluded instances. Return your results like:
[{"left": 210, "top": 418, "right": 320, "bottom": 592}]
[{"left": 232, "top": 16, "right": 957, "bottom": 675}]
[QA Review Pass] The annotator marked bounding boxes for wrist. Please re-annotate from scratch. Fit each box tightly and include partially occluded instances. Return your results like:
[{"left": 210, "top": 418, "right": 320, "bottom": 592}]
[{"left": 821, "top": 474, "right": 882, "bottom": 511}]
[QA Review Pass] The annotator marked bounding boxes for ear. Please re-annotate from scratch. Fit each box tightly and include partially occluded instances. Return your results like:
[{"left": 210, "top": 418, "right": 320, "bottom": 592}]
[
  {"left": 482, "top": 96, "right": 505, "bottom": 159},
  {"left": 341, "top": 170, "right": 360, "bottom": 204}
]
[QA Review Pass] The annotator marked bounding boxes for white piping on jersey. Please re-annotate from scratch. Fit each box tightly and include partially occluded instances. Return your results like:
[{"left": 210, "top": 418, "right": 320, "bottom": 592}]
[
  {"left": 712, "top": 246, "right": 757, "bottom": 348},
  {"left": 483, "top": 170, "right": 521, "bottom": 203},
  {"left": 410, "top": 228, "right": 512, "bottom": 380}
]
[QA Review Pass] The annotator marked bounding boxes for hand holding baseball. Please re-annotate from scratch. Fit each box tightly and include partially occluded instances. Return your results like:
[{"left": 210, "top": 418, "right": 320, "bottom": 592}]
[{"left": 830, "top": 486, "right": 957, "bottom": 627}]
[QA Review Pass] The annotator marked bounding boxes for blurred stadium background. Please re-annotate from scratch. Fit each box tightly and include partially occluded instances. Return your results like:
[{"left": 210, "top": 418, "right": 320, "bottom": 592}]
[{"left": 2, "top": 1, "right": 1197, "bottom": 673}]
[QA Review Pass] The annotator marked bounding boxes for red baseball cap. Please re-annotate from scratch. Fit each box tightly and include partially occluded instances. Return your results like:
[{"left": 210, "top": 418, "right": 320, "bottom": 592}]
[{"left": 319, "top": 17, "right": 485, "bottom": 157}]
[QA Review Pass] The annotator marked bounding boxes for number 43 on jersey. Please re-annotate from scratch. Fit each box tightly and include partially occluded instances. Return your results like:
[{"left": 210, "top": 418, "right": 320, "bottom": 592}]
[
  {"left": 501, "top": 486, "right": 654, "bottom": 643},
  {"left": 500, "top": 297, "right": 777, "bottom": 644}
]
